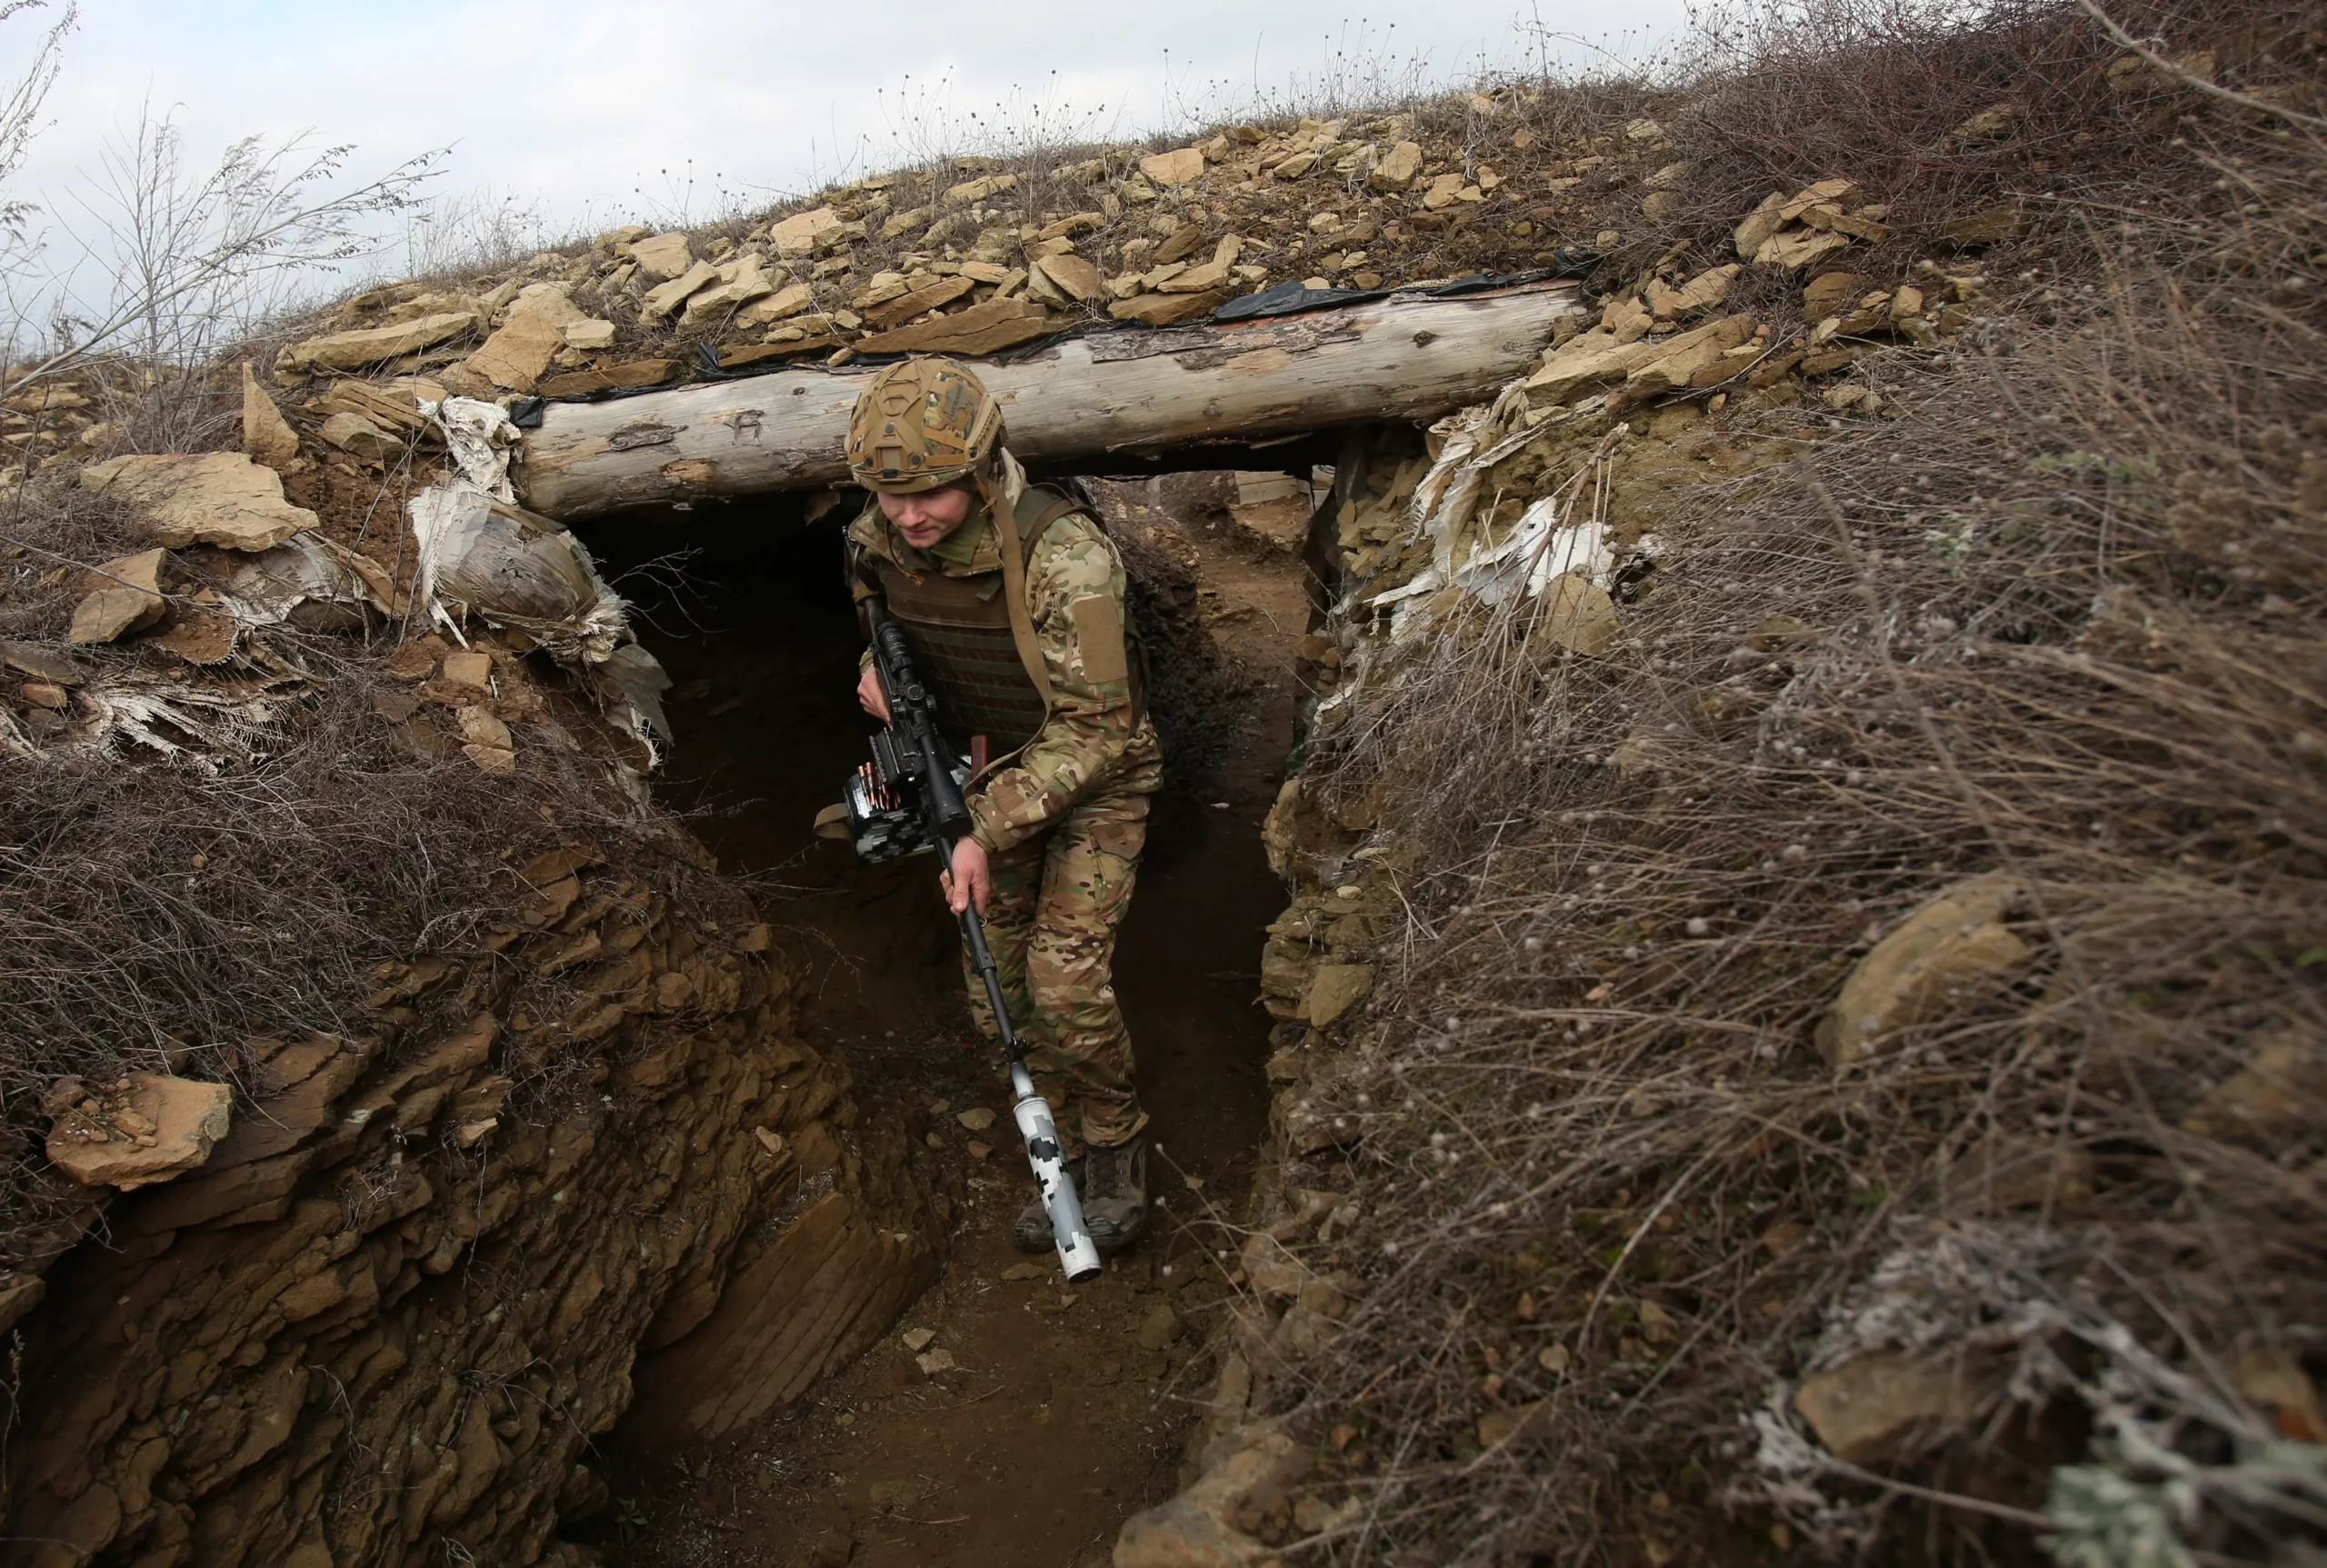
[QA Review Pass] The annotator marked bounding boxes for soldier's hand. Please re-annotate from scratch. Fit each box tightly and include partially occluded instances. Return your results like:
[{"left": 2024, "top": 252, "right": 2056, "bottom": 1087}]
[
  {"left": 941, "top": 838, "right": 992, "bottom": 916},
  {"left": 856, "top": 662, "right": 890, "bottom": 723}
]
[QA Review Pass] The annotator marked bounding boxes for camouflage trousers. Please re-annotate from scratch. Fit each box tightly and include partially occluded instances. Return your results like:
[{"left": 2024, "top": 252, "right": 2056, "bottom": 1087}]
[{"left": 963, "top": 788, "right": 1150, "bottom": 1151}]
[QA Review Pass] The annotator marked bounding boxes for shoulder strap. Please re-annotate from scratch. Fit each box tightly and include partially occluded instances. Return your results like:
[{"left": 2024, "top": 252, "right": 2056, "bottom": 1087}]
[
  {"left": 1012, "top": 486, "right": 1147, "bottom": 726},
  {"left": 989, "top": 486, "right": 1072, "bottom": 712}
]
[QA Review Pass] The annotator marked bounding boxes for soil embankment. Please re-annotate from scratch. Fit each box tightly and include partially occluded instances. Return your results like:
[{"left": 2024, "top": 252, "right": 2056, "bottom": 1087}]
[{"left": 3, "top": 801, "right": 943, "bottom": 1568}]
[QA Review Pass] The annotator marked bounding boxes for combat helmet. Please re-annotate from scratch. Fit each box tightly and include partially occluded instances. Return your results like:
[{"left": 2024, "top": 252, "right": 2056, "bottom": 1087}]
[{"left": 845, "top": 355, "right": 1004, "bottom": 494}]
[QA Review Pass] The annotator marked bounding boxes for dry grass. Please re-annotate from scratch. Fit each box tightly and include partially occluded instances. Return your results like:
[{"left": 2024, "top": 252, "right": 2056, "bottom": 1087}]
[
  {"left": 1236, "top": 5, "right": 2327, "bottom": 1564},
  {"left": 0, "top": 473, "right": 762, "bottom": 1273}
]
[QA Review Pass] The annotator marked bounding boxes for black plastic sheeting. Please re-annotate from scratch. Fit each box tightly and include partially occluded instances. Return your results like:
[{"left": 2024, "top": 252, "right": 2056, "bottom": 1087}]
[
  {"left": 1210, "top": 253, "right": 1598, "bottom": 323},
  {"left": 514, "top": 248, "right": 1604, "bottom": 422}
]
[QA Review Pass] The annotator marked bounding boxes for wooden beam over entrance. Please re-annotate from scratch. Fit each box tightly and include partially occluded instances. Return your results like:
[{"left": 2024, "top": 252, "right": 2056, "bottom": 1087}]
[{"left": 515, "top": 282, "right": 1583, "bottom": 521}]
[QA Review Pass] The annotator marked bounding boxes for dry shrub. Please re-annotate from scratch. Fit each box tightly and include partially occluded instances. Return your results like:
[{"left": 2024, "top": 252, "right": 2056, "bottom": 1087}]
[
  {"left": 0, "top": 477, "right": 154, "bottom": 640},
  {"left": 1255, "top": 10, "right": 2327, "bottom": 1565},
  {"left": 0, "top": 471, "right": 754, "bottom": 1269},
  {"left": 1665, "top": 0, "right": 2322, "bottom": 242}
]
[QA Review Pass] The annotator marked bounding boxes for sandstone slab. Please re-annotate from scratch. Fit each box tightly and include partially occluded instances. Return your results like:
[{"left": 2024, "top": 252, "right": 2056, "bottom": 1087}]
[
  {"left": 539, "top": 358, "right": 677, "bottom": 399},
  {"left": 1754, "top": 226, "right": 1854, "bottom": 271},
  {"left": 1820, "top": 873, "right": 2032, "bottom": 1064},
  {"left": 1525, "top": 328, "right": 1660, "bottom": 404},
  {"left": 1034, "top": 253, "right": 1105, "bottom": 304},
  {"left": 1645, "top": 263, "right": 1740, "bottom": 319},
  {"left": 321, "top": 410, "right": 400, "bottom": 460},
  {"left": 1141, "top": 147, "right": 1205, "bottom": 185},
  {"left": 1109, "top": 291, "right": 1223, "bottom": 327},
  {"left": 2182, "top": 1027, "right": 2327, "bottom": 1142},
  {"left": 1733, "top": 191, "right": 1787, "bottom": 258},
  {"left": 320, "top": 375, "right": 435, "bottom": 433},
  {"left": 769, "top": 205, "right": 845, "bottom": 257},
  {"left": 80, "top": 452, "right": 318, "bottom": 552},
  {"left": 1533, "top": 574, "right": 1618, "bottom": 657},
  {"left": 679, "top": 255, "right": 779, "bottom": 330},
  {"left": 241, "top": 363, "right": 300, "bottom": 467},
  {"left": 46, "top": 1073, "right": 232, "bottom": 1191},
  {"left": 1, "top": 640, "right": 82, "bottom": 684},
  {"left": 944, "top": 173, "right": 1018, "bottom": 205},
  {"left": 861, "top": 275, "right": 975, "bottom": 331},
  {"left": 283, "top": 312, "right": 477, "bottom": 373},
  {"left": 1626, "top": 314, "right": 1757, "bottom": 397},
  {"left": 1942, "top": 203, "right": 2029, "bottom": 246},
  {"left": 1371, "top": 140, "right": 1423, "bottom": 191},
  {"left": 736, "top": 282, "right": 815, "bottom": 328},
  {"left": 1794, "top": 1349, "right": 2005, "bottom": 1463},
  {"left": 855, "top": 297, "right": 1053, "bottom": 356},
  {"left": 1300, "top": 964, "right": 1373, "bottom": 1028},
  {"left": 564, "top": 318, "right": 616, "bottom": 351},
  {"left": 642, "top": 259, "right": 719, "bottom": 322},
  {"left": 624, "top": 230, "right": 693, "bottom": 279},
  {"left": 1803, "top": 270, "right": 1871, "bottom": 320},
  {"left": 1114, "top": 1423, "right": 1298, "bottom": 1568},
  {"left": 467, "top": 293, "right": 582, "bottom": 392},
  {"left": 67, "top": 548, "right": 167, "bottom": 644}
]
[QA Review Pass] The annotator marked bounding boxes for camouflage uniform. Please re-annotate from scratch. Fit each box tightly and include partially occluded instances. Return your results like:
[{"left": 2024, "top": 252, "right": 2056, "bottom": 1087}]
[{"left": 848, "top": 494, "right": 1164, "bottom": 1149}]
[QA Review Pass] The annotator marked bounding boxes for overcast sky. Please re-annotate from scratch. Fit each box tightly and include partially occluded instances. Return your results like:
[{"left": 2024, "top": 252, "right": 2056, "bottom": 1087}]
[{"left": 4, "top": 0, "right": 1693, "bottom": 285}]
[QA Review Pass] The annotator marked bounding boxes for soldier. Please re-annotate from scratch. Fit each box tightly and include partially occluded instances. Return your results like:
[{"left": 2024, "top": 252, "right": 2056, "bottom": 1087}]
[{"left": 842, "top": 355, "right": 1164, "bottom": 1254}]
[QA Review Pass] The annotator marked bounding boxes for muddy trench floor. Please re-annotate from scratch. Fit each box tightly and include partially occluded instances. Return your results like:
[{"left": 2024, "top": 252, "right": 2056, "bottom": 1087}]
[{"left": 573, "top": 483, "right": 1308, "bottom": 1568}]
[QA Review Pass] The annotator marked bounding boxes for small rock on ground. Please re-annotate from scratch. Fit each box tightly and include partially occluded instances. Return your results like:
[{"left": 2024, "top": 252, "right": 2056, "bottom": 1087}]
[{"left": 1137, "top": 1303, "right": 1183, "bottom": 1352}]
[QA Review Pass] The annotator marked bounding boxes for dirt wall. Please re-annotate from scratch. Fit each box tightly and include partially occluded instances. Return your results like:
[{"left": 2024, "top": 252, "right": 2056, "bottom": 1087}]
[{"left": 2, "top": 854, "right": 941, "bottom": 1568}]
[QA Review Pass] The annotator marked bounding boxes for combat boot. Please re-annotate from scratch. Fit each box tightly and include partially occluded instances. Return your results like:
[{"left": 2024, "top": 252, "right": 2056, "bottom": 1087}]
[
  {"left": 1014, "top": 1154, "right": 1082, "bottom": 1253},
  {"left": 1078, "top": 1135, "right": 1148, "bottom": 1255}
]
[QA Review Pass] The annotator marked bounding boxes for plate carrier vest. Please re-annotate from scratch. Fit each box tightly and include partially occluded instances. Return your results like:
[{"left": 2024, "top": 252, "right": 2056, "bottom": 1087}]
[{"left": 853, "top": 484, "right": 1147, "bottom": 764}]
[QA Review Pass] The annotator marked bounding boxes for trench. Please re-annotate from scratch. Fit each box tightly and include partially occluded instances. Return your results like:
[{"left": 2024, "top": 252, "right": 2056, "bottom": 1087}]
[{"left": 570, "top": 474, "right": 1308, "bottom": 1567}]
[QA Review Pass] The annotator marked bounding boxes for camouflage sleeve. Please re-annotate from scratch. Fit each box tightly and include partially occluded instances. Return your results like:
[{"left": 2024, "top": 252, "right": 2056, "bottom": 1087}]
[{"left": 966, "top": 514, "right": 1141, "bottom": 854}]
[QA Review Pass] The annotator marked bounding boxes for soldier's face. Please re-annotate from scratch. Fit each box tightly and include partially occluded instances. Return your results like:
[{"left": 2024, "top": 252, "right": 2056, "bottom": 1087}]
[{"left": 879, "top": 484, "right": 974, "bottom": 550}]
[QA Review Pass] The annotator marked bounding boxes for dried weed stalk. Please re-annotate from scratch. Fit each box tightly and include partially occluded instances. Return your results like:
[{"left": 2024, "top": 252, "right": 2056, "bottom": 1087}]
[{"left": 1256, "top": 15, "right": 2327, "bottom": 1566}]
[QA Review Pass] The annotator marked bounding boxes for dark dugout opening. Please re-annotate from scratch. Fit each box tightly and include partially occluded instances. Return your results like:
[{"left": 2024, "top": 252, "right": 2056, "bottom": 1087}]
[{"left": 571, "top": 475, "right": 1296, "bottom": 1181}]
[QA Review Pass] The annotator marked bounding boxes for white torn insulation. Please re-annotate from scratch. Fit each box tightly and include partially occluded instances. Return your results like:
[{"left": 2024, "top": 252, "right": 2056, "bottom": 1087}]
[
  {"left": 406, "top": 485, "right": 629, "bottom": 665},
  {"left": 423, "top": 394, "right": 521, "bottom": 502},
  {"left": 218, "top": 534, "right": 391, "bottom": 631},
  {"left": 405, "top": 396, "right": 673, "bottom": 765}
]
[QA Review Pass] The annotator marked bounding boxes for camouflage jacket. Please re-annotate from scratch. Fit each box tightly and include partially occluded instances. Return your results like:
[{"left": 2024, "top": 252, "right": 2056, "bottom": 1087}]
[{"left": 847, "top": 493, "right": 1164, "bottom": 854}]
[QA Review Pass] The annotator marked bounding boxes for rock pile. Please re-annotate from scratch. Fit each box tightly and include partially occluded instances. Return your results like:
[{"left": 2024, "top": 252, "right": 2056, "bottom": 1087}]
[{"left": 254, "top": 99, "right": 1681, "bottom": 409}]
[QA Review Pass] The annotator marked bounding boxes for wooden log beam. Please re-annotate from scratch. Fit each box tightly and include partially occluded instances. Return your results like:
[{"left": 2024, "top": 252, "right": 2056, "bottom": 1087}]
[{"left": 516, "top": 282, "right": 1583, "bottom": 521}]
